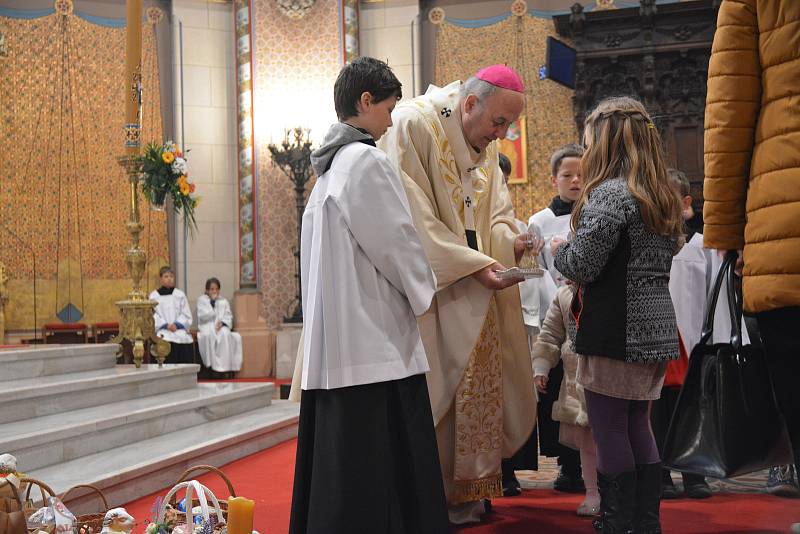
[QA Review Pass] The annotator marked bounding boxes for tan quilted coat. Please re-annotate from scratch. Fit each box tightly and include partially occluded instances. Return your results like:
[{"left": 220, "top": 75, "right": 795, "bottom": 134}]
[
  {"left": 703, "top": 0, "right": 800, "bottom": 313},
  {"left": 531, "top": 285, "right": 588, "bottom": 428}
]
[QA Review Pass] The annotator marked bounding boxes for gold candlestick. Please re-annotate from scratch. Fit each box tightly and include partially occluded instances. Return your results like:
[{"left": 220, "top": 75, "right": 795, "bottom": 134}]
[{"left": 111, "top": 0, "right": 170, "bottom": 368}]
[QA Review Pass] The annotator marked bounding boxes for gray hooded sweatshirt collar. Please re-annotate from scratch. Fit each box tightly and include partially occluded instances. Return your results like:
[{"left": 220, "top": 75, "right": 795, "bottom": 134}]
[{"left": 310, "top": 122, "right": 375, "bottom": 177}]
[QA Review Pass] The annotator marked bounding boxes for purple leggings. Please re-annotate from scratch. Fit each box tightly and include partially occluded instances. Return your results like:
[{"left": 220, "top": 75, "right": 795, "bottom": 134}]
[{"left": 584, "top": 389, "right": 661, "bottom": 475}]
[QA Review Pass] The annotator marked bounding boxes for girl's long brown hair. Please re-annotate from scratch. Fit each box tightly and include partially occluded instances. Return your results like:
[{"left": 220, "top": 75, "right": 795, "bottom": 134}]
[{"left": 571, "top": 97, "right": 683, "bottom": 240}]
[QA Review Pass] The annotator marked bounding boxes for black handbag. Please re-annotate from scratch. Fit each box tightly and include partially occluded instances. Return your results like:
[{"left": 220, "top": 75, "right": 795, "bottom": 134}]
[{"left": 662, "top": 251, "right": 793, "bottom": 479}]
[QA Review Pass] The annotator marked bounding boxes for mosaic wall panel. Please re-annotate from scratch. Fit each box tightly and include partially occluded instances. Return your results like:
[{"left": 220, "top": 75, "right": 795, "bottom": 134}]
[
  {"left": 0, "top": 12, "right": 168, "bottom": 329},
  {"left": 435, "top": 15, "right": 578, "bottom": 221},
  {"left": 252, "top": 0, "right": 342, "bottom": 329},
  {"left": 235, "top": 0, "right": 257, "bottom": 288}
]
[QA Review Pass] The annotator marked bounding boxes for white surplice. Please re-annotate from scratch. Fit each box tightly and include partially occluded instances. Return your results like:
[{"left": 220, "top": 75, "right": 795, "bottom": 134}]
[
  {"left": 196, "top": 295, "right": 243, "bottom": 372},
  {"left": 300, "top": 141, "right": 437, "bottom": 391},
  {"left": 149, "top": 288, "right": 194, "bottom": 344},
  {"left": 669, "top": 235, "right": 709, "bottom": 352},
  {"left": 529, "top": 208, "right": 572, "bottom": 286}
]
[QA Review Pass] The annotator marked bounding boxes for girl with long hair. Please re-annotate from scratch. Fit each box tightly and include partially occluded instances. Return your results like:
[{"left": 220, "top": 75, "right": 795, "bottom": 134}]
[{"left": 553, "top": 96, "right": 684, "bottom": 534}]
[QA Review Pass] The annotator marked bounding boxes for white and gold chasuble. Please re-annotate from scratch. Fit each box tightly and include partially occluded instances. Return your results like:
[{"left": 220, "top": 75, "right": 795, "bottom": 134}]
[{"left": 379, "top": 82, "right": 536, "bottom": 505}]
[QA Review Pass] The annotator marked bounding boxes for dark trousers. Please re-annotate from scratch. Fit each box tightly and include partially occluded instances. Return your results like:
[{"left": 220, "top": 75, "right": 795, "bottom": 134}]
[
  {"left": 756, "top": 306, "right": 800, "bottom": 470},
  {"left": 167, "top": 341, "right": 195, "bottom": 364},
  {"left": 538, "top": 361, "right": 582, "bottom": 474}
]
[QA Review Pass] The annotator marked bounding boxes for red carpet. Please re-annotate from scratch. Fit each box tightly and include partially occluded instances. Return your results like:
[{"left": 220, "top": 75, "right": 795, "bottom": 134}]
[
  {"left": 123, "top": 440, "right": 296, "bottom": 534},
  {"left": 122, "top": 439, "right": 798, "bottom": 534}
]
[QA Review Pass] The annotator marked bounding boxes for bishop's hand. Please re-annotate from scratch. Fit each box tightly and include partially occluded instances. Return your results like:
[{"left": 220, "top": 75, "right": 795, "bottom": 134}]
[
  {"left": 473, "top": 262, "right": 523, "bottom": 290},
  {"left": 515, "top": 232, "right": 544, "bottom": 265}
]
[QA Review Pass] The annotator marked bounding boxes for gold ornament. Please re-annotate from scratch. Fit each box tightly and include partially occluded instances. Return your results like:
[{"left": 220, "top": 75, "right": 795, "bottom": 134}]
[
  {"left": 595, "top": 0, "right": 617, "bottom": 10},
  {"left": 54, "top": 0, "right": 73, "bottom": 16},
  {"left": 274, "top": 0, "right": 316, "bottom": 20},
  {"left": 428, "top": 7, "right": 445, "bottom": 25},
  {"left": 146, "top": 7, "right": 164, "bottom": 25},
  {"left": 511, "top": 0, "right": 528, "bottom": 17}
]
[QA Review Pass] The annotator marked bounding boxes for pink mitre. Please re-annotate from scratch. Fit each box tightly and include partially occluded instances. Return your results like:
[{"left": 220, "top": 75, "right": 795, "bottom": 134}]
[{"left": 475, "top": 64, "right": 525, "bottom": 93}]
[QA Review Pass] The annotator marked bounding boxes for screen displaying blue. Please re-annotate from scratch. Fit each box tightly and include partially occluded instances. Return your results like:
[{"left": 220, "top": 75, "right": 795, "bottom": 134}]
[{"left": 546, "top": 36, "right": 576, "bottom": 89}]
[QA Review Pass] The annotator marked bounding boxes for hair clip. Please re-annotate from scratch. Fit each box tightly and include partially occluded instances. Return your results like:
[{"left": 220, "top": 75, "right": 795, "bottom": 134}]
[{"left": 647, "top": 122, "right": 655, "bottom": 129}]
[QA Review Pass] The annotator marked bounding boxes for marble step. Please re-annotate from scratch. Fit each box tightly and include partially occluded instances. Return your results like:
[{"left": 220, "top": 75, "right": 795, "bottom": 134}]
[
  {"left": 27, "top": 401, "right": 300, "bottom": 515},
  {"left": 0, "top": 382, "right": 275, "bottom": 471},
  {"left": 0, "top": 365, "right": 199, "bottom": 424},
  {"left": 0, "top": 344, "right": 118, "bottom": 380}
]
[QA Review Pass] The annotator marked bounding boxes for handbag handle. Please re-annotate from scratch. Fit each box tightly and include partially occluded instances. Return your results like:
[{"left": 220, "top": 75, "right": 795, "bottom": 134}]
[
  {"left": 724, "top": 252, "right": 744, "bottom": 351},
  {"left": 699, "top": 251, "right": 737, "bottom": 345}
]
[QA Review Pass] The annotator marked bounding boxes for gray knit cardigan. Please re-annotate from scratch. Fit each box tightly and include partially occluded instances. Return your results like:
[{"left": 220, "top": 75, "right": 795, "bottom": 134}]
[{"left": 554, "top": 177, "right": 680, "bottom": 363}]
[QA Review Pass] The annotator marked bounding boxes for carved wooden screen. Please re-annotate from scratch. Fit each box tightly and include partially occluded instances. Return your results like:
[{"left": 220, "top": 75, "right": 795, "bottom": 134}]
[{"left": 555, "top": 0, "right": 719, "bottom": 235}]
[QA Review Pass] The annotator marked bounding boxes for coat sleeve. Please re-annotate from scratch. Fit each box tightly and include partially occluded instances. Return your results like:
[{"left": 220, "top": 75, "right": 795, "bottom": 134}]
[
  {"left": 703, "top": 0, "right": 761, "bottom": 250},
  {"left": 150, "top": 291, "right": 168, "bottom": 330},
  {"left": 196, "top": 296, "right": 215, "bottom": 325},
  {"left": 379, "top": 109, "right": 496, "bottom": 289},
  {"left": 333, "top": 148, "right": 437, "bottom": 317},
  {"left": 219, "top": 299, "right": 234, "bottom": 328},
  {"left": 487, "top": 155, "right": 520, "bottom": 266},
  {"left": 531, "top": 290, "right": 567, "bottom": 377},
  {"left": 176, "top": 291, "right": 193, "bottom": 329},
  {"left": 553, "top": 181, "right": 627, "bottom": 284}
]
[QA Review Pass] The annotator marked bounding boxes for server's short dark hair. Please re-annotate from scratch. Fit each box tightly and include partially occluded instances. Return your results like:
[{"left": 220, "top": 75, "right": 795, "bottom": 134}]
[
  {"left": 334, "top": 57, "right": 402, "bottom": 121},
  {"left": 498, "top": 153, "right": 512, "bottom": 176},
  {"left": 159, "top": 266, "right": 174, "bottom": 277},
  {"left": 205, "top": 277, "right": 221, "bottom": 290}
]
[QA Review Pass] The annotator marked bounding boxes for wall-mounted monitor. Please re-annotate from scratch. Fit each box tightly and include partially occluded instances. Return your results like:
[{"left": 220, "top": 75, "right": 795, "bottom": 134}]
[{"left": 546, "top": 36, "right": 576, "bottom": 89}]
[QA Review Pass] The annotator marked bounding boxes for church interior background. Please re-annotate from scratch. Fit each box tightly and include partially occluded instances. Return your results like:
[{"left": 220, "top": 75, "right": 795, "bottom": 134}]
[{"left": 0, "top": 0, "right": 796, "bottom": 532}]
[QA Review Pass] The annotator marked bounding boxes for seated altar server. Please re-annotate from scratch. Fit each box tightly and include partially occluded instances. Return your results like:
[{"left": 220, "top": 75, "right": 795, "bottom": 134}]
[
  {"left": 196, "top": 277, "right": 242, "bottom": 374},
  {"left": 150, "top": 266, "right": 194, "bottom": 364},
  {"left": 289, "top": 57, "right": 448, "bottom": 534}
]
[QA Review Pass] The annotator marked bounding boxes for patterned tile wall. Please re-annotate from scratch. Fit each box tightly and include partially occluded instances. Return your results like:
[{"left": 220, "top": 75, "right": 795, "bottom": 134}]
[{"left": 251, "top": 0, "right": 343, "bottom": 329}]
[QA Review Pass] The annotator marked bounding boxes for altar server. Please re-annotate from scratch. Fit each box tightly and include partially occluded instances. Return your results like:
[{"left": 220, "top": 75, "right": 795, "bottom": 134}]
[
  {"left": 196, "top": 277, "right": 242, "bottom": 374},
  {"left": 289, "top": 57, "right": 448, "bottom": 534},
  {"left": 150, "top": 266, "right": 194, "bottom": 364}
]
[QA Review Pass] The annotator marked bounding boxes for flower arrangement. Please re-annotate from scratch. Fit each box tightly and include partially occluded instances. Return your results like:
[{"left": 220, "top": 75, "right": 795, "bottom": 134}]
[{"left": 137, "top": 141, "right": 199, "bottom": 231}]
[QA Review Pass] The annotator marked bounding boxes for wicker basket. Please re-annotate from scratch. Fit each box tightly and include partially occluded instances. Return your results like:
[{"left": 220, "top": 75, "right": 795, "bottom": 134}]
[
  {"left": 19, "top": 478, "right": 55, "bottom": 520},
  {"left": 160, "top": 481, "right": 225, "bottom": 532},
  {"left": 59, "top": 485, "right": 108, "bottom": 534},
  {"left": 171, "top": 465, "right": 235, "bottom": 522}
]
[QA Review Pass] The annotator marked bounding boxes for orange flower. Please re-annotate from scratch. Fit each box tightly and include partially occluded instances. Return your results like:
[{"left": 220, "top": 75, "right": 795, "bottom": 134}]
[
  {"left": 189, "top": 183, "right": 196, "bottom": 193},
  {"left": 162, "top": 151, "right": 175, "bottom": 164},
  {"left": 180, "top": 182, "right": 190, "bottom": 196},
  {"left": 178, "top": 175, "right": 188, "bottom": 187}
]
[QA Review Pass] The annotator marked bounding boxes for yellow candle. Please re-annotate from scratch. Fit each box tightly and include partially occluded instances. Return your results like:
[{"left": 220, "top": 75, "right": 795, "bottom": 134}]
[
  {"left": 227, "top": 496, "right": 254, "bottom": 534},
  {"left": 124, "top": 0, "right": 143, "bottom": 154}
]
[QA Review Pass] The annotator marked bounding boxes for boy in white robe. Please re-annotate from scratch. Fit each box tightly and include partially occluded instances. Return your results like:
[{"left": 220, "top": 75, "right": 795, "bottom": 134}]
[
  {"left": 149, "top": 266, "right": 194, "bottom": 364},
  {"left": 528, "top": 143, "right": 586, "bottom": 493},
  {"left": 196, "top": 277, "right": 242, "bottom": 376},
  {"left": 289, "top": 57, "right": 447, "bottom": 534}
]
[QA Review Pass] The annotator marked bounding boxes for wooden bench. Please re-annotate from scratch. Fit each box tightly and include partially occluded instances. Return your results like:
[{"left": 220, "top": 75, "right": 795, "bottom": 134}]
[{"left": 42, "top": 323, "right": 89, "bottom": 344}]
